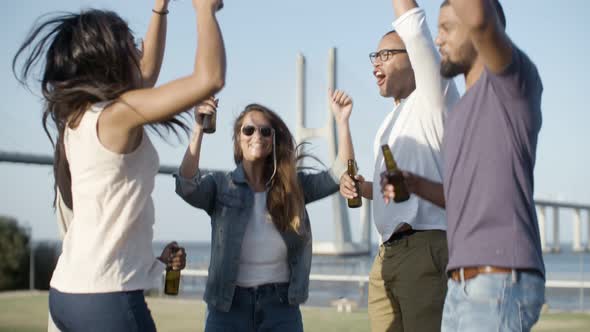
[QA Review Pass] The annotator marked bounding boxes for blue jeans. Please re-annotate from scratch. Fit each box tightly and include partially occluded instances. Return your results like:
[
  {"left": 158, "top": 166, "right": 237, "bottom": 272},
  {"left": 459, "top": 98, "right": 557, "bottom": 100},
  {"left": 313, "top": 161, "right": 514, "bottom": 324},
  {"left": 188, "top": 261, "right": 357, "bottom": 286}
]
[
  {"left": 49, "top": 288, "right": 156, "bottom": 332},
  {"left": 205, "top": 283, "right": 303, "bottom": 332},
  {"left": 441, "top": 270, "right": 545, "bottom": 332}
]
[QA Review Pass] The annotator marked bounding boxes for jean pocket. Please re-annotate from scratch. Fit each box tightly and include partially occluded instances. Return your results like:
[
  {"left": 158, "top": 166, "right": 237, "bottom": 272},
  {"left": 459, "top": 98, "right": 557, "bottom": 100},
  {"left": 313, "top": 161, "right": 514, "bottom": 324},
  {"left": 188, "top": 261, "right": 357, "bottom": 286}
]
[
  {"left": 516, "top": 298, "right": 543, "bottom": 332},
  {"left": 516, "top": 273, "right": 545, "bottom": 331},
  {"left": 462, "top": 274, "right": 506, "bottom": 305}
]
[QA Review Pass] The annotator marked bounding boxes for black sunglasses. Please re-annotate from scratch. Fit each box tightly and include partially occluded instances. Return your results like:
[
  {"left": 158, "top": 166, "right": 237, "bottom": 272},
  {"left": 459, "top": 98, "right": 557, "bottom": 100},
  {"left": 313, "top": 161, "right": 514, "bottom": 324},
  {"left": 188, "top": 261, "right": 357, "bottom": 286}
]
[
  {"left": 369, "top": 49, "right": 407, "bottom": 64},
  {"left": 241, "top": 125, "right": 274, "bottom": 137}
]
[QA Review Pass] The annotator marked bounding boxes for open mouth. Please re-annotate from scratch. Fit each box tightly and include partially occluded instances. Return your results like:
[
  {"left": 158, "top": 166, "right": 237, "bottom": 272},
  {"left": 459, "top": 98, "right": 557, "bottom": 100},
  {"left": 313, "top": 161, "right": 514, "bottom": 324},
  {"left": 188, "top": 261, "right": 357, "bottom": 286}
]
[{"left": 374, "top": 70, "right": 386, "bottom": 87}]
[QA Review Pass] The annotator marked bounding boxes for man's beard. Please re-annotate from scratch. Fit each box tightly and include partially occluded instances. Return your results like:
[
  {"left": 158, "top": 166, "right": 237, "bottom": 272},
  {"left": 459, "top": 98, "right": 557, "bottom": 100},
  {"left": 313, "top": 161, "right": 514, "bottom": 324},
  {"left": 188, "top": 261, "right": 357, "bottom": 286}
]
[
  {"left": 440, "top": 42, "right": 477, "bottom": 78},
  {"left": 440, "top": 59, "right": 468, "bottom": 78}
]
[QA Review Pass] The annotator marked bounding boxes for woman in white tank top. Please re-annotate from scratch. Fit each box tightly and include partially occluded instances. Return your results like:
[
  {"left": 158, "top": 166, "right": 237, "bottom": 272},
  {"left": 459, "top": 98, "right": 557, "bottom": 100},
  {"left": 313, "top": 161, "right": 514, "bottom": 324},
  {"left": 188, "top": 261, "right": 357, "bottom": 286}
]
[{"left": 13, "top": 0, "right": 226, "bottom": 330}]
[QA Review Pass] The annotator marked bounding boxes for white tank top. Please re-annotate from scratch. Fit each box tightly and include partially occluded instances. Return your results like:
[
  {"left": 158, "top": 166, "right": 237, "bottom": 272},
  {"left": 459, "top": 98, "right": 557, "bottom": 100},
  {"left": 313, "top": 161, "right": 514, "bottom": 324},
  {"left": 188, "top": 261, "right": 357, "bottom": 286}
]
[
  {"left": 50, "top": 102, "right": 165, "bottom": 293},
  {"left": 236, "top": 192, "right": 289, "bottom": 287}
]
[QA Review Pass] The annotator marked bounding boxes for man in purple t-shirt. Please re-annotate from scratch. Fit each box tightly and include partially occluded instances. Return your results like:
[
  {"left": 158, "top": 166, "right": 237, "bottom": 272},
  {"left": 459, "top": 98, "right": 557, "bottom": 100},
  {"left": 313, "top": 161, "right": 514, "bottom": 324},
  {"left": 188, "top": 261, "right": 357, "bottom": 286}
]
[
  {"left": 383, "top": 0, "right": 545, "bottom": 330},
  {"left": 435, "top": 0, "right": 545, "bottom": 331}
]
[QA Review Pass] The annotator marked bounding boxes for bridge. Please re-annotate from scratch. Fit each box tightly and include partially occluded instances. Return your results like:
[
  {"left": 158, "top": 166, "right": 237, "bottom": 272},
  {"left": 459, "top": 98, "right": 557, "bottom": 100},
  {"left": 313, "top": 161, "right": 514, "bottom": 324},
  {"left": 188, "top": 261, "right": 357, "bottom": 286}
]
[{"left": 1, "top": 48, "right": 588, "bottom": 255}]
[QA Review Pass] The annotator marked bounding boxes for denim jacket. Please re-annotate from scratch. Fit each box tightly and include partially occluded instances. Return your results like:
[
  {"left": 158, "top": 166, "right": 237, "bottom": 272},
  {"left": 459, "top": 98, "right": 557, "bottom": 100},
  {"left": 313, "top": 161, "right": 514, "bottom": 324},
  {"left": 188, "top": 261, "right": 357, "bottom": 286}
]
[{"left": 174, "top": 159, "right": 346, "bottom": 312}]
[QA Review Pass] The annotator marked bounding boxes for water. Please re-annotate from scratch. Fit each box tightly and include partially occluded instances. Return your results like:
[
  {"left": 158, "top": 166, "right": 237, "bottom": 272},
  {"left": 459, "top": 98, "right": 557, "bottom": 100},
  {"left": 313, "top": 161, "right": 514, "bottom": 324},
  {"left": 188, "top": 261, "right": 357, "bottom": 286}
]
[{"left": 154, "top": 241, "right": 590, "bottom": 311}]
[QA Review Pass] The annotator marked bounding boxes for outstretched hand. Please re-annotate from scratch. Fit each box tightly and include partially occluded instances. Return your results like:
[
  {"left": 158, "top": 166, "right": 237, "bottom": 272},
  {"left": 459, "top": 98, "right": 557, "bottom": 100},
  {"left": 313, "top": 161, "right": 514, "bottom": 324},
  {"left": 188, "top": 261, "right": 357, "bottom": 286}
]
[{"left": 329, "top": 89, "right": 353, "bottom": 124}]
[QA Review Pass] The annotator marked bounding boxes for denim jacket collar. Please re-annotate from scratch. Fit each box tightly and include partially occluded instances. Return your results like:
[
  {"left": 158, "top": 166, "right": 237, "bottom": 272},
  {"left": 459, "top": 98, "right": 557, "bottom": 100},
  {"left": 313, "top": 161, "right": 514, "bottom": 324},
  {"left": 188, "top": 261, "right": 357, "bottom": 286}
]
[{"left": 230, "top": 163, "right": 249, "bottom": 184}]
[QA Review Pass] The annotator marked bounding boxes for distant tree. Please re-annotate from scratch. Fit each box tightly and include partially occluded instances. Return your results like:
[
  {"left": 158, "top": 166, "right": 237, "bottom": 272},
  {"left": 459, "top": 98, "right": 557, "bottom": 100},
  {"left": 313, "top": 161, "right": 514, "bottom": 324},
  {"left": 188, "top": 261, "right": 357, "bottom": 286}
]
[
  {"left": 0, "top": 216, "right": 30, "bottom": 290},
  {"left": 33, "top": 241, "right": 60, "bottom": 290}
]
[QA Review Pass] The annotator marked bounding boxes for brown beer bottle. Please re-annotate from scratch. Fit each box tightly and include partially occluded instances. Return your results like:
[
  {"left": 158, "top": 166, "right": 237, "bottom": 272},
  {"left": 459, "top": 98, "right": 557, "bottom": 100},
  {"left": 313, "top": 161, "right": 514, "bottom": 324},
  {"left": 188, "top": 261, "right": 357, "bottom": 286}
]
[
  {"left": 202, "top": 113, "right": 216, "bottom": 134},
  {"left": 347, "top": 159, "right": 362, "bottom": 208},
  {"left": 164, "top": 247, "right": 181, "bottom": 296},
  {"left": 381, "top": 145, "right": 410, "bottom": 203},
  {"left": 164, "top": 267, "right": 181, "bottom": 295},
  {"left": 202, "top": 97, "right": 218, "bottom": 134}
]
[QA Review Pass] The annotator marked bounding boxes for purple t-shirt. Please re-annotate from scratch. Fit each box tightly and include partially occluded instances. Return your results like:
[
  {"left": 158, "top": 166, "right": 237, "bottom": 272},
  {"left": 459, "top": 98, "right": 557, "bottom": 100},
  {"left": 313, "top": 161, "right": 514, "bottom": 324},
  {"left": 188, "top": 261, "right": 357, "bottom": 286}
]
[{"left": 443, "top": 47, "right": 545, "bottom": 276}]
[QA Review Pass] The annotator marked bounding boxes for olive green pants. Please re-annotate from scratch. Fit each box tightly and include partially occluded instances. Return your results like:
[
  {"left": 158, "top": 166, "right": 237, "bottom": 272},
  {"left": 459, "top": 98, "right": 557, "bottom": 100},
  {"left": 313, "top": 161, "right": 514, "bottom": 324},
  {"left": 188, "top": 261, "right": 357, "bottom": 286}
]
[{"left": 368, "top": 230, "right": 448, "bottom": 332}]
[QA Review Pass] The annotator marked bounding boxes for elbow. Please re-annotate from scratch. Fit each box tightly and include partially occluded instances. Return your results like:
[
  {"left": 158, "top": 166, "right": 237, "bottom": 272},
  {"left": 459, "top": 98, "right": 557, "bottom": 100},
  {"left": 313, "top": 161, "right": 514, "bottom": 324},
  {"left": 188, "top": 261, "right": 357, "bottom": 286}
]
[
  {"left": 195, "top": 59, "right": 226, "bottom": 96},
  {"left": 203, "top": 72, "right": 225, "bottom": 96},
  {"left": 212, "top": 76, "right": 225, "bottom": 92},
  {"left": 211, "top": 66, "right": 226, "bottom": 91},
  {"left": 174, "top": 176, "right": 197, "bottom": 198},
  {"left": 139, "top": 61, "right": 159, "bottom": 88},
  {"left": 192, "top": 73, "right": 225, "bottom": 98}
]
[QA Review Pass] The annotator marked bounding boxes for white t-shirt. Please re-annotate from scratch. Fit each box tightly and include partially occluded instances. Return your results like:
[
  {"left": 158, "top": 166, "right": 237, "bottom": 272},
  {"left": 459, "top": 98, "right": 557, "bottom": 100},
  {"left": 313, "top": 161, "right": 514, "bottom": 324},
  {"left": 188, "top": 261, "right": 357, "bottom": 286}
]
[
  {"left": 236, "top": 191, "right": 289, "bottom": 287},
  {"left": 50, "top": 102, "right": 165, "bottom": 293},
  {"left": 372, "top": 8, "right": 460, "bottom": 242}
]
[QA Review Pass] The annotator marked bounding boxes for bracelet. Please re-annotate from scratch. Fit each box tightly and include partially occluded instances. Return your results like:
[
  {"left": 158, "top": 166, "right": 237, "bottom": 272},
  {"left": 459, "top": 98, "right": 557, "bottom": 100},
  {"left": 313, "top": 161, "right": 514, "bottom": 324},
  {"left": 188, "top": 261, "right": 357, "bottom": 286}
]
[{"left": 152, "top": 8, "right": 169, "bottom": 15}]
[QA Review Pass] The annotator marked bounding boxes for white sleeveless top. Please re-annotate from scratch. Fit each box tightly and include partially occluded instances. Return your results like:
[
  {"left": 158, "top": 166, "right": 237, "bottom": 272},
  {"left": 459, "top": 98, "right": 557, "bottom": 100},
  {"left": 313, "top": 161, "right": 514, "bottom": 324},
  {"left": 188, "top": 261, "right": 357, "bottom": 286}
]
[
  {"left": 50, "top": 102, "right": 165, "bottom": 293},
  {"left": 236, "top": 192, "right": 289, "bottom": 287}
]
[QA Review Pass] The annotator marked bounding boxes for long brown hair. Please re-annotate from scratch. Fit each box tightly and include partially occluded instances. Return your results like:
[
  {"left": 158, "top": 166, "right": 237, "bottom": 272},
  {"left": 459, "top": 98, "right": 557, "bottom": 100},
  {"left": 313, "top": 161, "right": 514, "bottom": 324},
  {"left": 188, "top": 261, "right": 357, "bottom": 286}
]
[
  {"left": 12, "top": 10, "right": 188, "bottom": 210},
  {"left": 233, "top": 104, "right": 307, "bottom": 234}
]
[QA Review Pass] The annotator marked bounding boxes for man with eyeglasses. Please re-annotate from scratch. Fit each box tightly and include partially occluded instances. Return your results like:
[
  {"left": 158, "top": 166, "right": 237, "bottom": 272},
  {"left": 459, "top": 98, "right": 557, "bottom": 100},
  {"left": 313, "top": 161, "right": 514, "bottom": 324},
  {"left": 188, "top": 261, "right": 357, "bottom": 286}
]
[{"left": 339, "top": 1, "right": 458, "bottom": 331}]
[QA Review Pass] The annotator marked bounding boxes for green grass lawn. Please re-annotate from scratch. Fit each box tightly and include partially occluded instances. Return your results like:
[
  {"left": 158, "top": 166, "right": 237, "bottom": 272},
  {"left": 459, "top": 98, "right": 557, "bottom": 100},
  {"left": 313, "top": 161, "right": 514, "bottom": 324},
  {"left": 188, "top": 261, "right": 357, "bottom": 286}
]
[{"left": 0, "top": 291, "right": 589, "bottom": 332}]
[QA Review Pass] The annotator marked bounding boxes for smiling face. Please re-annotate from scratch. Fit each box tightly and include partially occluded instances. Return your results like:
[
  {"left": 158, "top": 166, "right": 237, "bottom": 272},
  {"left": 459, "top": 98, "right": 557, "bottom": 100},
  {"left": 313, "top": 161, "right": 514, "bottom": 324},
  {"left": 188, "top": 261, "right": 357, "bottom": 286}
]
[
  {"left": 372, "top": 32, "right": 415, "bottom": 100},
  {"left": 237, "top": 111, "right": 274, "bottom": 163}
]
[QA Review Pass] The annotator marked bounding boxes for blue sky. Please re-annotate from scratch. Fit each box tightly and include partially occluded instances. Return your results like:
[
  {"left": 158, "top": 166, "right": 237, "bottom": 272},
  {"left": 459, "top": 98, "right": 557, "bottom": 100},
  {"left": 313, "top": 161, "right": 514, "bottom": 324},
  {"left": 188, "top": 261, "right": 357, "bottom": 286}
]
[{"left": 1, "top": 0, "right": 589, "bottom": 245}]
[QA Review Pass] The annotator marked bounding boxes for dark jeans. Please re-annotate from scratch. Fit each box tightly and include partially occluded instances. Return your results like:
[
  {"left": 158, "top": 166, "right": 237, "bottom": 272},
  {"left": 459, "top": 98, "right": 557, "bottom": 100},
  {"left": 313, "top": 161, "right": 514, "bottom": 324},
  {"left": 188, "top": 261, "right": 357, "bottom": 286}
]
[
  {"left": 49, "top": 288, "right": 156, "bottom": 332},
  {"left": 205, "top": 283, "right": 303, "bottom": 332}
]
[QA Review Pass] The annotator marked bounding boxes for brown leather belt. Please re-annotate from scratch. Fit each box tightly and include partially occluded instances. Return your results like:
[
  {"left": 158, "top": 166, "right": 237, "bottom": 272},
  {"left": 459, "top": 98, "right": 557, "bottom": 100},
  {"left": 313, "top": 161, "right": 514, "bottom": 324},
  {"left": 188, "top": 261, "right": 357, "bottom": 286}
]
[{"left": 449, "top": 266, "right": 512, "bottom": 282}]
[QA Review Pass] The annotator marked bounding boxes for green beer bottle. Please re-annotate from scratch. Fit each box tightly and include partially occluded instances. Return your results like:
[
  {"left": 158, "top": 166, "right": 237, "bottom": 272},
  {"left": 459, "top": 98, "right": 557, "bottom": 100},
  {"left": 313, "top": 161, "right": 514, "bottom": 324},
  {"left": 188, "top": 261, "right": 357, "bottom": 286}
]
[
  {"left": 347, "top": 159, "right": 362, "bottom": 208},
  {"left": 381, "top": 145, "right": 410, "bottom": 203}
]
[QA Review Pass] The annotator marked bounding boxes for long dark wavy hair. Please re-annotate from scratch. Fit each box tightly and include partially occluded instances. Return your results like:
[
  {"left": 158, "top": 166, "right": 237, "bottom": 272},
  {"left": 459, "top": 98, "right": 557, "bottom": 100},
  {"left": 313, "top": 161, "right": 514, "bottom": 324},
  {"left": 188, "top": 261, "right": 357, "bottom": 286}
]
[
  {"left": 233, "top": 104, "right": 316, "bottom": 234},
  {"left": 12, "top": 10, "right": 188, "bottom": 210}
]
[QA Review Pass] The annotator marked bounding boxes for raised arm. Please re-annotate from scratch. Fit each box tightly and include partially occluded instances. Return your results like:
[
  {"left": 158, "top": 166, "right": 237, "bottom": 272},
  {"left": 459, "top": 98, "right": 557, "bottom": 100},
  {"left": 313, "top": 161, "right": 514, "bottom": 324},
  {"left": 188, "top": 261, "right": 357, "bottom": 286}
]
[
  {"left": 298, "top": 90, "right": 354, "bottom": 204},
  {"left": 179, "top": 98, "right": 217, "bottom": 178},
  {"left": 103, "top": 0, "right": 226, "bottom": 135},
  {"left": 392, "top": 0, "right": 453, "bottom": 110},
  {"left": 139, "top": 0, "right": 171, "bottom": 87},
  {"left": 392, "top": 0, "right": 418, "bottom": 16},
  {"left": 448, "top": 0, "right": 512, "bottom": 73},
  {"left": 330, "top": 89, "right": 354, "bottom": 165},
  {"left": 175, "top": 98, "right": 218, "bottom": 214}
]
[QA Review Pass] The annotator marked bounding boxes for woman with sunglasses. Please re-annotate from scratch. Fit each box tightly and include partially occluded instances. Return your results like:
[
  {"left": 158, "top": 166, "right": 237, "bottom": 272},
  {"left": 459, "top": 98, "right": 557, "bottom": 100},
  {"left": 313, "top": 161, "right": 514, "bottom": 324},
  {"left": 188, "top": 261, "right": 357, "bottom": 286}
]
[
  {"left": 175, "top": 90, "right": 355, "bottom": 331},
  {"left": 13, "top": 0, "right": 225, "bottom": 330}
]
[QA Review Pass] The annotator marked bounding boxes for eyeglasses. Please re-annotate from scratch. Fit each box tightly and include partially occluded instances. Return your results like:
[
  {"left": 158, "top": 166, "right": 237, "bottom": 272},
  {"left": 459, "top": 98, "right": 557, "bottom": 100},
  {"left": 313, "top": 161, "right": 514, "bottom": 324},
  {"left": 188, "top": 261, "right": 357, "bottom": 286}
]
[
  {"left": 241, "top": 125, "right": 274, "bottom": 137},
  {"left": 369, "top": 49, "right": 407, "bottom": 64}
]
